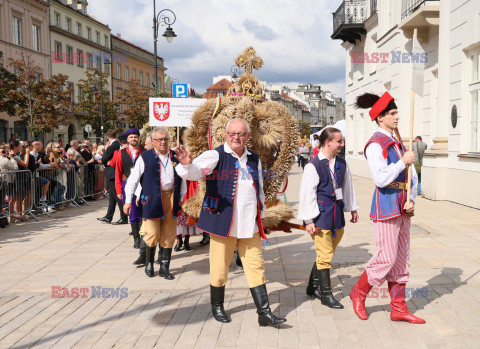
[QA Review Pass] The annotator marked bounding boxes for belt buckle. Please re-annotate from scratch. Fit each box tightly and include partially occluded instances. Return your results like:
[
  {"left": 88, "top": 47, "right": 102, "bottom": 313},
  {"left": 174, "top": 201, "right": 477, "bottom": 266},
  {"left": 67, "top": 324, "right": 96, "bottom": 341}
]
[{"left": 391, "top": 182, "right": 399, "bottom": 189}]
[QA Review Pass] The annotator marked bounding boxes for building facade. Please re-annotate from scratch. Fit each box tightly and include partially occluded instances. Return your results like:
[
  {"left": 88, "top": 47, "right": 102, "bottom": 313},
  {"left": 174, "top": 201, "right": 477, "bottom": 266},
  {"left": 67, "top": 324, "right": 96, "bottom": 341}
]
[
  {"left": 332, "top": 0, "right": 480, "bottom": 209},
  {"left": 49, "top": 0, "right": 112, "bottom": 142},
  {"left": 111, "top": 33, "right": 165, "bottom": 130},
  {"left": 0, "top": 0, "right": 50, "bottom": 141}
]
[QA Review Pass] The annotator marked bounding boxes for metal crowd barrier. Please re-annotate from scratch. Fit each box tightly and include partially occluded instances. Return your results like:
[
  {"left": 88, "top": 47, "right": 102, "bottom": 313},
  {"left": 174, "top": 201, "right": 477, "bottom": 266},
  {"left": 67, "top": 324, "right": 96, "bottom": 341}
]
[
  {"left": 77, "top": 163, "right": 106, "bottom": 205},
  {"left": 0, "top": 169, "right": 34, "bottom": 223}
]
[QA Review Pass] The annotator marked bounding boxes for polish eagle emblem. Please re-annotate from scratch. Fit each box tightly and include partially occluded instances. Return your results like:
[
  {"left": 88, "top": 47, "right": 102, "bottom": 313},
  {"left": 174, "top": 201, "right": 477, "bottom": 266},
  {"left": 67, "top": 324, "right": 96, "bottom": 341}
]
[{"left": 153, "top": 102, "right": 170, "bottom": 121}]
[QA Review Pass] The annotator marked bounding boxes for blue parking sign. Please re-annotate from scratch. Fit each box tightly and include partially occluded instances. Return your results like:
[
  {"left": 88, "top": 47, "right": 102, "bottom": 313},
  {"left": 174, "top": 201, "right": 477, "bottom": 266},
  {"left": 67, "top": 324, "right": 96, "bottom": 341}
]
[{"left": 172, "top": 84, "right": 188, "bottom": 98}]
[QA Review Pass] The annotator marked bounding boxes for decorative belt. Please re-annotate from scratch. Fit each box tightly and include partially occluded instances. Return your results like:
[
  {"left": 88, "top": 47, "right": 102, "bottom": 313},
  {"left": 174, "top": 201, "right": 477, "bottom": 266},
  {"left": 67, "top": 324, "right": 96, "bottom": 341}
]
[
  {"left": 122, "top": 175, "right": 128, "bottom": 181},
  {"left": 382, "top": 181, "right": 407, "bottom": 190}
]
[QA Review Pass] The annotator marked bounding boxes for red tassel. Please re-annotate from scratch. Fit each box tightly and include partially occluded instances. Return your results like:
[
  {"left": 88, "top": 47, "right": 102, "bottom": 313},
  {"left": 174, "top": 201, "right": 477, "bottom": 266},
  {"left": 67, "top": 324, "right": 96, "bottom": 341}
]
[{"left": 382, "top": 148, "right": 388, "bottom": 158}]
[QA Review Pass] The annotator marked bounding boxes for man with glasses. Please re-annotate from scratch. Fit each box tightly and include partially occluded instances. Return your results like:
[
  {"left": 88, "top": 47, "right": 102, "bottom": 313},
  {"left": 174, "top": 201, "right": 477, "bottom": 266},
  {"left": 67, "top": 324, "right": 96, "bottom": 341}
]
[
  {"left": 123, "top": 127, "right": 184, "bottom": 280},
  {"left": 174, "top": 118, "right": 286, "bottom": 327}
]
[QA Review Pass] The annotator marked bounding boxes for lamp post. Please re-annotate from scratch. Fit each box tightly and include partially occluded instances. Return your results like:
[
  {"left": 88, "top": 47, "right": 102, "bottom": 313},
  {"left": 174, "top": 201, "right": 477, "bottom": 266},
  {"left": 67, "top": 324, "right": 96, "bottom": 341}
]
[
  {"left": 93, "top": 53, "right": 111, "bottom": 141},
  {"left": 153, "top": 2, "right": 176, "bottom": 95},
  {"left": 230, "top": 65, "right": 244, "bottom": 79}
]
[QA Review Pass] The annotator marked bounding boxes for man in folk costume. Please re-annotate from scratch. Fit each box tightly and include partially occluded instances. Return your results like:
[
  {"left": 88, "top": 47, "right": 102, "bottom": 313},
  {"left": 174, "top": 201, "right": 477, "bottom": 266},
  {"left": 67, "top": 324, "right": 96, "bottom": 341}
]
[
  {"left": 124, "top": 127, "right": 185, "bottom": 280},
  {"left": 351, "top": 92, "right": 425, "bottom": 324},
  {"left": 115, "top": 128, "right": 144, "bottom": 251},
  {"left": 174, "top": 118, "right": 286, "bottom": 327},
  {"left": 298, "top": 127, "right": 359, "bottom": 309}
]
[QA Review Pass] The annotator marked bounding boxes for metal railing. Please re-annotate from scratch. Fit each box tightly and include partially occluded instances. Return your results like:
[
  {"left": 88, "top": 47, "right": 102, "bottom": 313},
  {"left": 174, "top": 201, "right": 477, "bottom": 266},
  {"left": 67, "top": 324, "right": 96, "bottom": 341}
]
[
  {"left": 0, "top": 164, "right": 106, "bottom": 223},
  {"left": 402, "top": 0, "right": 439, "bottom": 19},
  {"left": 333, "top": 0, "right": 368, "bottom": 33}
]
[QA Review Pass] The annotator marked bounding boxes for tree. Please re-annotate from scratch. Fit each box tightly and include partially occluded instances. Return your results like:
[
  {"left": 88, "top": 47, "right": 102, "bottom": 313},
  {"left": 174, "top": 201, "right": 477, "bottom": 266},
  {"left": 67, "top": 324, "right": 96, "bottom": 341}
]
[
  {"left": 0, "top": 52, "right": 27, "bottom": 116},
  {"left": 6, "top": 52, "right": 73, "bottom": 134},
  {"left": 119, "top": 79, "right": 149, "bottom": 128},
  {"left": 299, "top": 122, "right": 311, "bottom": 138},
  {"left": 76, "top": 68, "right": 117, "bottom": 136}
]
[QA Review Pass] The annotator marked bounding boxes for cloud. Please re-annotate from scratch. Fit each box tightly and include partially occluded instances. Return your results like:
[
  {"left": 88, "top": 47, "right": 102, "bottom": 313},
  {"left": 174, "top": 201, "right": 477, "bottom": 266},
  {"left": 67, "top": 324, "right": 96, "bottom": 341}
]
[
  {"left": 243, "top": 19, "right": 278, "bottom": 41},
  {"left": 86, "top": 0, "right": 347, "bottom": 97}
]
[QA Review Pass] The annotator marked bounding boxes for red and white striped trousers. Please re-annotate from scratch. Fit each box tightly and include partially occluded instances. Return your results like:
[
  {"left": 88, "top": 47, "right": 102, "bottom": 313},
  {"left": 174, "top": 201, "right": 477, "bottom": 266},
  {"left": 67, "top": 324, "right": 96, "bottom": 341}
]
[{"left": 365, "top": 215, "right": 410, "bottom": 286}]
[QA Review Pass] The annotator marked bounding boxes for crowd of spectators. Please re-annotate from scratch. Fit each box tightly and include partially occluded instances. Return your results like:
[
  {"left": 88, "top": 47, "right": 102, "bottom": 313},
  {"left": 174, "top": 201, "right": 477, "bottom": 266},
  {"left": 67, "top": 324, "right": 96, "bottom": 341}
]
[{"left": 0, "top": 135, "right": 107, "bottom": 228}]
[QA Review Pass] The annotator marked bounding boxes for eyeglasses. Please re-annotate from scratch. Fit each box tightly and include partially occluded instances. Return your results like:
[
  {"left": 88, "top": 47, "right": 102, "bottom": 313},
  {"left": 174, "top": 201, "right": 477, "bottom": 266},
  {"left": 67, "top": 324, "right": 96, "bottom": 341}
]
[
  {"left": 226, "top": 132, "right": 248, "bottom": 138},
  {"left": 153, "top": 138, "right": 169, "bottom": 143}
]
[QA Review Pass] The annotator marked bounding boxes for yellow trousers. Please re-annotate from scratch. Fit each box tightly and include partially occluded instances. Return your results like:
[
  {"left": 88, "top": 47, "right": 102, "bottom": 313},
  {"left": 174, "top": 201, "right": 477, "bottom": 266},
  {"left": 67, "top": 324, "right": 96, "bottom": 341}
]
[
  {"left": 142, "top": 190, "right": 177, "bottom": 248},
  {"left": 210, "top": 233, "right": 266, "bottom": 288},
  {"left": 311, "top": 227, "right": 344, "bottom": 270}
]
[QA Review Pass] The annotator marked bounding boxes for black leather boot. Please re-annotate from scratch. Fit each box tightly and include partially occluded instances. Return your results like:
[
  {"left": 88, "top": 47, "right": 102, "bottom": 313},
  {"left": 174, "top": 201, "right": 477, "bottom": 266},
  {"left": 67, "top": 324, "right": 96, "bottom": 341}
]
[
  {"left": 132, "top": 224, "right": 140, "bottom": 249},
  {"left": 199, "top": 232, "right": 210, "bottom": 246},
  {"left": 306, "top": 262, "right": 321, "bottom": 299},
  {"left": 158, "top": 247, "right": 174, "bottom": 280},
  {"left": 184, "top": 235, "right": 191, "bottom": 251},
  {"left": 174, "top": 236, "right": 183, "bottom": 252},
  {"left": 317, "top": 268, "right": 344, "bottom": 309},
  {"left": 133, "top": 236, "right": 146, "bottom": 265},
  {"left": 250, "top": 284, "right": 287, "bottom": 326},
  {"left": 144, "top": 244, "right": 155, "bottom": 277},
  {"left": 210, "top": 285, "right": 231, "bottom": 323}
]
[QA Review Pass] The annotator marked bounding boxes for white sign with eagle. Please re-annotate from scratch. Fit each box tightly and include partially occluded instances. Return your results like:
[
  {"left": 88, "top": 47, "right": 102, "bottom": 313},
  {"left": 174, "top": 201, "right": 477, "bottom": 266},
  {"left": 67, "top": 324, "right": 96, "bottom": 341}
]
[{"left": 149, "top": 98, "right": 205, "bottom": 127}]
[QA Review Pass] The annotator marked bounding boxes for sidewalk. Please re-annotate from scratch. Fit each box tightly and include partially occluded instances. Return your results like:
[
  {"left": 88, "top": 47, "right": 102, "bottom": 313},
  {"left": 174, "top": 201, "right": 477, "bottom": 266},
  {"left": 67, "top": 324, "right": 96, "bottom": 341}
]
[{"left": 0, "top": 167, "right": 479, "bottom": 348}]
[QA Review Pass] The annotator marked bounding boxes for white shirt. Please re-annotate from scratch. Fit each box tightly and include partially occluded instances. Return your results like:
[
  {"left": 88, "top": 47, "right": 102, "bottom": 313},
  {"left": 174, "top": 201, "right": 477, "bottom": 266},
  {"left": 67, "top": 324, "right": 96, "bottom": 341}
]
[
  {"left": 176, "top": 143, "right": 266, "bottom": 239},
  {"left": 124, "top": 149, "right": 186, "bottom": 204},
  {"left": 365, "top": 127, "right": 417, "bottom": 202},
  {"left": 297, "top": 150, "right": 359, "bottom": 223}
]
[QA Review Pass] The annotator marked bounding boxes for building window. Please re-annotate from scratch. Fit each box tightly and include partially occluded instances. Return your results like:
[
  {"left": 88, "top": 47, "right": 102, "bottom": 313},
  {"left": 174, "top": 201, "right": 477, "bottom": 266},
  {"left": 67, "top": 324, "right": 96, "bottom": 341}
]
[
  {"left": 104, "top": 66, "right": 110, "bottom": 76},
  {"left": 132, "top": 68, "right": 136, "bottom": 79},
  {"left": 77, "top": 22, "right": 82, "bottom": 36},
  {"left": 125, "top": 66, "right": 129, "bottom": 82},
  {"left": 87, "top": 54, "right": 93, "bottom": 69},
  {"left": 66, "top": 46, "right": 73, "bottom": 64},
  {"left": 66, "top": 17, "right": 72, "bottom": 32},
  {"left": 54, "top": 12, "right": 61, "bottom": 27},
  {"left": 32, "top": 25, "right": 41, "bottom": 52},
  {"left": 77, "top": 49, "right": 83, "bottom": 67},
  {"left": 116, "top": 63, "right": 121, "bottom": 79},
  {"left": 471, "top": 52, "right": 480, "bottom": 151},
  {"left": 87, "top": 27, "right": 91, "bottom": 40},
  {"left": 95, "top": 31, "right": 100, "bottom": 43},
  {"left": 78, "top": 85, "right": 83, "bottom": 102},
  {"left": 54, "top": 42, "right": 62, "bottom": 61},
  {"left": 139, "top": 71, "right": 143, "bottom": 86},
  {"left": 104, "top": 35, "right": 109, "bottom": 48},
  {"left": 12, "top": 17, "right": 22, "bottom": 46},
  {"left": 68, "top": 82, "right": 74, "bottom": 105},
  {"left": 117, "top": 96, "right": 122, "bottom": 112},
  {"left": 146, "top": 73, "right": 150, "bottom": 88}
]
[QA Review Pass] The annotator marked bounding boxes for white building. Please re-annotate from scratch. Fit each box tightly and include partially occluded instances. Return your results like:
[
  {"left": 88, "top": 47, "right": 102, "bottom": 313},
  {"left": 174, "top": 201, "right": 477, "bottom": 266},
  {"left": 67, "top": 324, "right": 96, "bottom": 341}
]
[{"left": 332, "top": 0, "right": 480, "bottom": 209}]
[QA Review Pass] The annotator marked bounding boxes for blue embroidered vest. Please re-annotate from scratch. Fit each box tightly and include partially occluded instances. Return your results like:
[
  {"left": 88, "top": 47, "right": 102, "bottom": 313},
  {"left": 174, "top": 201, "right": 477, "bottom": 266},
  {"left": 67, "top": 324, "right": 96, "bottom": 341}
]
[
  {"left": 197, "top": 145, "right": 266, "bottom": 239},
  {"left": 138, "top": 149, "right": 182, "bottom": 220},
  {"left": 365, "top": 132, "right": 413, "bottom": 221},
  {"left": 308, "top": 156, "right": 346, "bottom": 230}
]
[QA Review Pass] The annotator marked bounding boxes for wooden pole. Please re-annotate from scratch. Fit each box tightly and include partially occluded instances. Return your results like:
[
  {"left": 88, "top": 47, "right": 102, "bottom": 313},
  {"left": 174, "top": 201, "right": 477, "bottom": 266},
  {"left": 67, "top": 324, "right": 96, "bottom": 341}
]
[{"left": 406, "top": 28, "right": 418, "bottom": 205}]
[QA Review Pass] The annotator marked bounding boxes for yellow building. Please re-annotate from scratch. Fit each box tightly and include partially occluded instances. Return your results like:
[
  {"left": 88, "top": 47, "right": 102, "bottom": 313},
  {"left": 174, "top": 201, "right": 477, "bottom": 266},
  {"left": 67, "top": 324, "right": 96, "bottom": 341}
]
[
  {"left": 49, "top": 0, "right": 112, "bottom": 142},
  {"left": 111, "top": 33, "right": 166, "bottom": 129}
]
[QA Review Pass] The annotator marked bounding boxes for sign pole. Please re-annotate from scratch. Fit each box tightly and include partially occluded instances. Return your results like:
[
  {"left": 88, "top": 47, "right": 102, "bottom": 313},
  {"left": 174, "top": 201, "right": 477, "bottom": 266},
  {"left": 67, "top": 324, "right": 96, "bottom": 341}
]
[{"left": 406, "top": 27, "right": 418, "bottom": 205}]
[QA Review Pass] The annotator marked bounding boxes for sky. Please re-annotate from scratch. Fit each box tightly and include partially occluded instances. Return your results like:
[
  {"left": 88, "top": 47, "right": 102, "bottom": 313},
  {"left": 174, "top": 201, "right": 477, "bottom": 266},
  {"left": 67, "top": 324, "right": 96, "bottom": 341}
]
[{"left": 88, "top": 0, "right": 346, "bottom": 97}]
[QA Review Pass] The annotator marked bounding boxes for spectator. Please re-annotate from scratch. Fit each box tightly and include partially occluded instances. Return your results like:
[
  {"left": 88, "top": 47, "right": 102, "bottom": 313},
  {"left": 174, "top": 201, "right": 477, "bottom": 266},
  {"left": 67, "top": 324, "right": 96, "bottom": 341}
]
[
  {"left": 30, "top": 141, "right": 51, "bottom": 209},
  {"left": 8, "top": 134, "right": 16, "bottom": 143},
  {"left": 413, "top": 136, "right": 428, "bottom": 195},
  {"left": 8, "top": 140, "right": 29, "bottom": 222},
  {"left": 0, "top": 145, "right": 19, "bottom": 223},
  {"left": 144, "top": 134, "right": 154, "bottom": 150},
  {"left": 57, "top": 138, "right": 66, "bottom": 157},
  {"left": 70, "top": 140, "right": 80, "bottom": 152},
  {"left": 298, "top": 140, "right": 311, "bottom": 170},
  {"left": 80, "top": 143, "right": 96, "bottom": 199}
]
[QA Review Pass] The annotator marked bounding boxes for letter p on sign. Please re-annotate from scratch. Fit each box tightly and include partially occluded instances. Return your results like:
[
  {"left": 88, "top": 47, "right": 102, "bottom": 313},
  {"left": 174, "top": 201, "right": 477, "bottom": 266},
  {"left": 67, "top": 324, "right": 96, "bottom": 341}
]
[{"left": 172, "top": 84, "right": 188, "bottom": 98}]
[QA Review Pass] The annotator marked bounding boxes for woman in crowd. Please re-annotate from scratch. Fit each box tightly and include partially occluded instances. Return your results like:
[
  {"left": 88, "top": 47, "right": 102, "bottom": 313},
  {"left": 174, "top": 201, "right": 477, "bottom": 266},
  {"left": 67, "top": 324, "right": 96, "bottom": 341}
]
[
  {"left": 298, "top": 140, "right": 311, "bottom": 170},
  {"left": 8, "top": 141, "right": 30, "bottom": 222},
  {"left": 0, "top": 145, "right": 19, "bottom": 223}
]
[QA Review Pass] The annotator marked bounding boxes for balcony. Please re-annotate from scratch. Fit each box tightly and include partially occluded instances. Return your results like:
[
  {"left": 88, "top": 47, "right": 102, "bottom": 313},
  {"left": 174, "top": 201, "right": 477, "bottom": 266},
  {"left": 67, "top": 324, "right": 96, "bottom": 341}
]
[
  {"left": 399, "top": 0, "right": 440, "bottom": 42},
  {"left": 331, "top": 0, "right": 368, "bottom": 44}
]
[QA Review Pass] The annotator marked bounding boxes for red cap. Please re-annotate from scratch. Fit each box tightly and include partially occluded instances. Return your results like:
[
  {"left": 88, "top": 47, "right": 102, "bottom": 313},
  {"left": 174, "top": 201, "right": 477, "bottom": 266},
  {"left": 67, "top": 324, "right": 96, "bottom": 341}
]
[{"left": 369, "top": 92, "right": 394, "bottom": 121}]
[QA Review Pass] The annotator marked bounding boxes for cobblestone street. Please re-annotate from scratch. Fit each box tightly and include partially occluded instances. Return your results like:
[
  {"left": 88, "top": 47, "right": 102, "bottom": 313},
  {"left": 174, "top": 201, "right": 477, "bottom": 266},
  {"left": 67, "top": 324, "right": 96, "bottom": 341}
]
[{"left": 1, "top": 167, "right": 480, "bottom": 348}]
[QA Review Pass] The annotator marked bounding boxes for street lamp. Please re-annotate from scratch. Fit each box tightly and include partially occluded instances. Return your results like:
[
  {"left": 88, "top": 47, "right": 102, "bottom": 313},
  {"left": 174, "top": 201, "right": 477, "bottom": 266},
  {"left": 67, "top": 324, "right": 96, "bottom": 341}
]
[
  {"left": 230, "top": 65, "right": 244, "bottom": 79},
  {"left": 153, "top": 2, "right": 176, "bottom": 94},
  {"left": 93, "top": 53, "right": 111, "bottom": 141}
]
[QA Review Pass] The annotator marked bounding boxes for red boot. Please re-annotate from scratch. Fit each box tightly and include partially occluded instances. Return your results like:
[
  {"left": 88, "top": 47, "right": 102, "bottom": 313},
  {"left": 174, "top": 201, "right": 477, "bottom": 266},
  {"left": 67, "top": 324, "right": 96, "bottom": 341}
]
[
  {"left": 388, "top": 282, "right": 426, "bottom": 324},
  {"left": 349, "top": 271, "right": 373, "bottom": 320}
]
